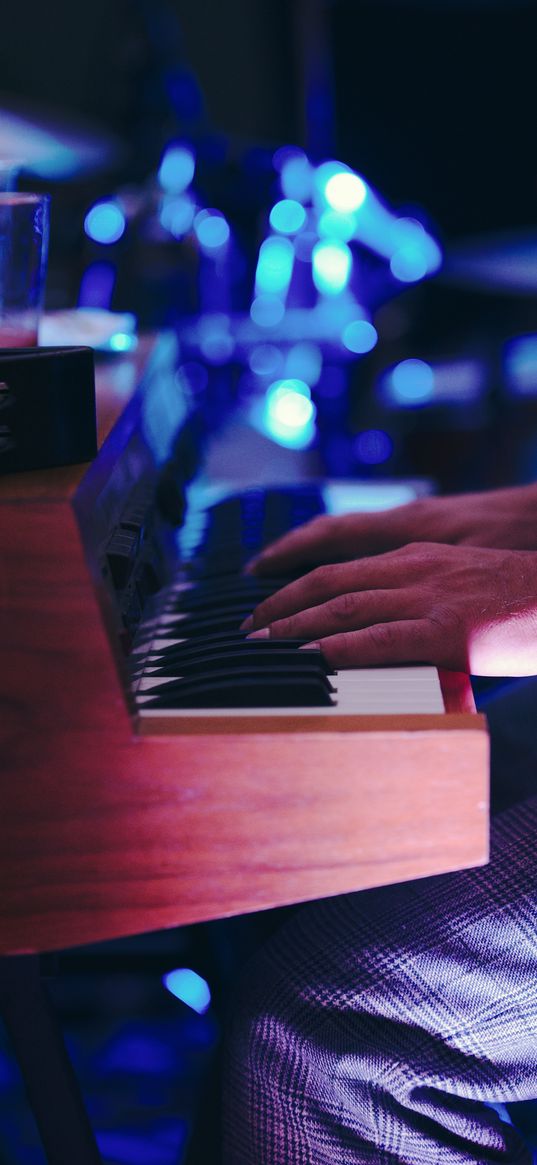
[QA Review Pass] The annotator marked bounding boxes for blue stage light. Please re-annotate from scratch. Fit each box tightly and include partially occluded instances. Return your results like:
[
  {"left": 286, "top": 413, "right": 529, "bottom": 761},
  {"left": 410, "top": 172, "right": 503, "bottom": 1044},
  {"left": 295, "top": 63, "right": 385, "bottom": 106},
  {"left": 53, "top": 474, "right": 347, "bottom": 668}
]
[
  {"left": 108, "top": 332, "right": 137, "bottom": 353},
  {"left": 269, "top": 199, "right": 307, "bottom": 235},
  {"left": 250, "top": 295, "right": 286, "bottom": 328},
  {"left": 504, "top": 335, "right": 537, "bottom": 395},
  {"left": 194, "top": 209, "right": 230, "bottom": 251},
  {"left": 84, "top": 201, "right": 126, "bottom": 245},
  {"left": 264, "top": 378, "right": 316, "bottom": 448},
  {"left": 324, "top": 170, "right": 367, "bottom": 214},
  {"left": 158, "top": 144, "right": 195, "bottom": 193},
  {"left": 160, "top": 194, "right": 196, "bottom": 238},
  {"left": 390, "top": 246, "right": 428, "bottom": 283},
  {"left": 430, "top": 358, "right": 485, "bottom": 403},
  {"left": 285, "top": 342, "right": 322, "bottom": 385},
  {"left": 342, "top": 319, "right": 378, "bottom": 354},
  {"left": 387, "top": 359, "right": 435, "bottom": 405},
  {"left": 390, "top": 219, "right": 442, "bottom": 282},
  {"left": 354, "top": 429, "right": 393, "bottom": 465},
  {"left": 312, "top": 240, "right": 352, "bottom": 296},
  {"left": 279, "top": 151, "right": 313, "bottom": 203},
  {"left": 163, "top": 968, "right": 211, "bottom": 1015},
  {"left": 255, "top": 236, "right": 295, "bottom": 296}
]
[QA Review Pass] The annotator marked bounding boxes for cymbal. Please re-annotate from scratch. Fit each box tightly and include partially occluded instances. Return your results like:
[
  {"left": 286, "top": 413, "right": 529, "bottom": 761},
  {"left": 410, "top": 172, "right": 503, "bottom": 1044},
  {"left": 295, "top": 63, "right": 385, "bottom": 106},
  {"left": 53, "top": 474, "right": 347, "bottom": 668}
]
[{"left": 0, "top": 92, "right": 124, "bottom": 179}]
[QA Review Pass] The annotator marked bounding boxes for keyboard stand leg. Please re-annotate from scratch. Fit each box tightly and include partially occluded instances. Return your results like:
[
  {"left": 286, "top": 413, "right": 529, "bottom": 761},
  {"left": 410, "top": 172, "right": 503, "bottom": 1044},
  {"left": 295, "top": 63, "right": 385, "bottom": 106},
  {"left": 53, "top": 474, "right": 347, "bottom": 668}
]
[{"left": 0, "top": 954, "right": 103, "bottom": 1165}]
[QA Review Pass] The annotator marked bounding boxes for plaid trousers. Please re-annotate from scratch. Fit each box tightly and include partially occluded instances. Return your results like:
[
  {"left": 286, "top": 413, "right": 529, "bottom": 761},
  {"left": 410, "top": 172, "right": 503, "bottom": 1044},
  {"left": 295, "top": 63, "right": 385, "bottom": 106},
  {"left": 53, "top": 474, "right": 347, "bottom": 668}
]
[{"left": 223, "top": 680, "right": 537, "bottom": 1164}]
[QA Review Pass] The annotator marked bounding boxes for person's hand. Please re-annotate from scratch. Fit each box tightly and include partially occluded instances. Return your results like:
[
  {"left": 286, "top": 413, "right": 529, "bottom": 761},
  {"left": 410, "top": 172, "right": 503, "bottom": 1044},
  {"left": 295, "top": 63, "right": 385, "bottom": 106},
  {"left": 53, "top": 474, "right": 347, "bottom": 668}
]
[
  {"left": 242, "top": 542, "right": 537, "bottom": 675},
  {"left": 246, "top": 483, "right": 537, "bottom": 576}
]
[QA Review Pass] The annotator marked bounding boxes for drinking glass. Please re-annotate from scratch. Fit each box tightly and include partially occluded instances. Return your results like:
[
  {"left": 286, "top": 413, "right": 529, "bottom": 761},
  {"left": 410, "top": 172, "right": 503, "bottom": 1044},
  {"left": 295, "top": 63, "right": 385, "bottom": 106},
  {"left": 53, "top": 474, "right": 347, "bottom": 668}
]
[{"left": 0, "top": 193, "right": 50, "bottom": 347}]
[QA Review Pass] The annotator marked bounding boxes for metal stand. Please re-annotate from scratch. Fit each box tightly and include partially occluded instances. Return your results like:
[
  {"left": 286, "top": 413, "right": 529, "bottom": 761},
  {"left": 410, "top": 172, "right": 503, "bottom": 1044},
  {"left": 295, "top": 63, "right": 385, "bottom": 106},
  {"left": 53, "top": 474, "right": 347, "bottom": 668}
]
[{"left": 0, "top": 954, "right": 103, "bottom": 1165}]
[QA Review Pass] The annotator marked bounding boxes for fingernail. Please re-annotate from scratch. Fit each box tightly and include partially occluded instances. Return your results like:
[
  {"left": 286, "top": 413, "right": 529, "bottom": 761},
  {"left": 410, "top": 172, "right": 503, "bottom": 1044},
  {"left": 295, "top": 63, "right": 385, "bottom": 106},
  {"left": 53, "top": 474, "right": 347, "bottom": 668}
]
[
  {"left": 246, "top": 627, "right": 271, "bottom": 639},
  {"left": 240, "top": 615, "right": 253, "bottom": 630},
  {"left": 298, "top": 642, "right": 321, "bottom": 651}
]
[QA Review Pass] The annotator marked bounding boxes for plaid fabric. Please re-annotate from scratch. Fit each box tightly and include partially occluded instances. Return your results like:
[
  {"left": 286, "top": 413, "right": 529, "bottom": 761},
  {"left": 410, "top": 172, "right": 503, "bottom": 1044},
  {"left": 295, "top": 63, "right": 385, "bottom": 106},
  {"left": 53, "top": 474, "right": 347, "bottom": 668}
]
[{"left": 223, "top": 790, "right": 537, "bottom": 1164}]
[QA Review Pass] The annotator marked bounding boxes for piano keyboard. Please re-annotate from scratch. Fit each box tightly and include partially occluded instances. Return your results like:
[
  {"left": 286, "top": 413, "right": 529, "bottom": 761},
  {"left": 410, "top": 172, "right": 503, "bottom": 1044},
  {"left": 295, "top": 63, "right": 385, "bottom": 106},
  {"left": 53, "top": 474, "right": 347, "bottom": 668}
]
[{"left": 131, "top": 481, "right": 445, "bottom": 725}]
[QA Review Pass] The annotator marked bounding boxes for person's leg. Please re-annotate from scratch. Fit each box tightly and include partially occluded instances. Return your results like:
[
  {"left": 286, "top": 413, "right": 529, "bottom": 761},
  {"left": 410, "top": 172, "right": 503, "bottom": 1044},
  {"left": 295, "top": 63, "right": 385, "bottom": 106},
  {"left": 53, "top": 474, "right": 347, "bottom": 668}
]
[
  {"left": 478, "top": 676, "right": 537, "bottom": 813},
  {"left": 223, "top": 796, "right": 537, "bottom": 1164}
]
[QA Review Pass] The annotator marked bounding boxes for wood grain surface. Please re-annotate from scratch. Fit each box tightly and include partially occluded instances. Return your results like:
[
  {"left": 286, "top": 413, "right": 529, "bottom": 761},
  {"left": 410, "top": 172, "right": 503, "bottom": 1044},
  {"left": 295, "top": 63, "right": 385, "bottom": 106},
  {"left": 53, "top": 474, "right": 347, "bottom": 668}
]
[{"left": 0, "top": 344, "right": 490, "bottom": 956}]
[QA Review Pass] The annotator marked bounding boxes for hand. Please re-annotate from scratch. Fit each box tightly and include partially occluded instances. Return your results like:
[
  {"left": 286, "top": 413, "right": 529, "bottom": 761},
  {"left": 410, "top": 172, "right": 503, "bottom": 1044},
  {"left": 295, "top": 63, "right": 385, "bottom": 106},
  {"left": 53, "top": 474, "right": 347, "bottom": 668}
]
[
  {"left": 246, "top": 483, "right": 537, "bottom": 576},
  {"left": 243, "top": 542, "right": 537, "bottom": 675}
]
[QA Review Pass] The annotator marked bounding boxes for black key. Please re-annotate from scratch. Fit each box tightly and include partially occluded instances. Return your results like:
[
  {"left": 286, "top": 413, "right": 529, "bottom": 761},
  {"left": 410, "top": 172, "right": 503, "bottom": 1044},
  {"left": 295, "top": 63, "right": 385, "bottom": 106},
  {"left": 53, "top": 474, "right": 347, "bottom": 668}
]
[
  {"left": 140, "top": 672, "right": 335, "bottom": 709},
  {"left": 161, "top": 608, "right": 253, "bottom": 637},
  {"left": 146, "top": 647, "right": 332, "bottom": 678},
  {"left": 146, "top": 634, "right": 314, "bottom": 665}
]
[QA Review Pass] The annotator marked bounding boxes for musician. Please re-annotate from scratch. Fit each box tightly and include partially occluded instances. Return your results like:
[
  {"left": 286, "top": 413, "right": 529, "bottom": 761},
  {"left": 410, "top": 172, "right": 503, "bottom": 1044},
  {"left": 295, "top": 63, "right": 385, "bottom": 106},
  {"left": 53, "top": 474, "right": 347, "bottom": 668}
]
[{"left": 224, "top": 482, "right": 537, "bottom": 1164}]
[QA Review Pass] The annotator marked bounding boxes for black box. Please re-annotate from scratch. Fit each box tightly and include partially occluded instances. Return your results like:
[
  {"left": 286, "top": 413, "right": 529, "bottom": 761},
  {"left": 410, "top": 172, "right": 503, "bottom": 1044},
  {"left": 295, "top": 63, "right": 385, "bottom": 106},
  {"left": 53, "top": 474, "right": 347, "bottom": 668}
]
[{"left": 0, "top": 346, "right": 97, "bottom": 474}]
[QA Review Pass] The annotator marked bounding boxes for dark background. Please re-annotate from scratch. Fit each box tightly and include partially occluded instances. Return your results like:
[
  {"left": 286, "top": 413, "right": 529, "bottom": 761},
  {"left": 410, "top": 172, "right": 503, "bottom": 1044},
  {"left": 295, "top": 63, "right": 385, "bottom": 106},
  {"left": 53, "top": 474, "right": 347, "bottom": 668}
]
[{"left": 2, "top": 0, "right": 537, "bottom": 241}]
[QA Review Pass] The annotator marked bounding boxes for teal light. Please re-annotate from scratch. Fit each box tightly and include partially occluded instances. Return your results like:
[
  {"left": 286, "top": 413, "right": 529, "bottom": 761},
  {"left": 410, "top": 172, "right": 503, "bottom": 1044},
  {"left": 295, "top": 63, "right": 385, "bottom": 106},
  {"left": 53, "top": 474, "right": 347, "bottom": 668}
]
[
  {"left": 323, "top": 481, "right": 417, "bottom": 513},
  {"left": 318, "top": 209, "right": 357, "bottom": 241},
  {"left": 269, "top": 199, "right": 307, "bottom": 235},
  {"left": 390, "top": 219, "right": 442, "bottom": 282},
  {"left": 314, "top": 162, "right": 367, "bottom": 212},
  {"left": 342, "top": 319, "right": 378, "bottom": 354},
  {"left": 255, "top": 236, "right": 295, "bottom": 296},
  {"left": 158, "top": 145, "right": 195, "bottom": 193},
  {"left": 264, "top": 378, "right": 316, "bottom": 448},
  {"left": 108, "top": 332, "right": 137, "bottom": 353},
  {"left": 84, "top": 201, "right": 126, "bottom": 245},
  {"left": 163, "top": 968, "right": 211, "bottom": 1015},
  {"left": 279, "top": 152, "right": 313, "bottom": 202},
  {"left": 194, "top": 209, "right": 230, "bottom": 251},
  {"left": 388, "top": 359, "right": 435, "bottom": 404},
  {"left": 390, "top": 246, "right": 428, "bottom": 282},
  {"left": 312, "top": 240, "right": 352, "bottom": 296},
  {"left": 324, "top": 171, "right": 367, "bottom": 214}
]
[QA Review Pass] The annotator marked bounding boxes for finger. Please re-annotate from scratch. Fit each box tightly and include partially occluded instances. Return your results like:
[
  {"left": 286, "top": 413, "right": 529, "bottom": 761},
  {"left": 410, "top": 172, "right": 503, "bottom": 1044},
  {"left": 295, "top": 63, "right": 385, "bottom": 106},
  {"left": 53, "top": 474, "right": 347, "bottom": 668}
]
[
  {"left": 301, "top": 620, "right": 437, "bottom": 670},
  {"left": 242, "top": 554, "right": 424, "bottom": 631},
  {"left": 245, "top": 588, "right": 422, "bottom": 643}
]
